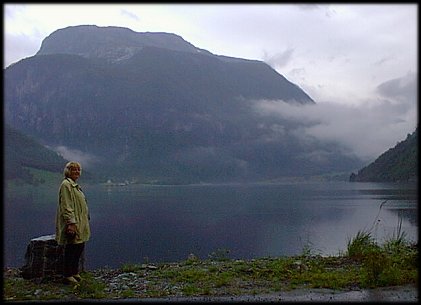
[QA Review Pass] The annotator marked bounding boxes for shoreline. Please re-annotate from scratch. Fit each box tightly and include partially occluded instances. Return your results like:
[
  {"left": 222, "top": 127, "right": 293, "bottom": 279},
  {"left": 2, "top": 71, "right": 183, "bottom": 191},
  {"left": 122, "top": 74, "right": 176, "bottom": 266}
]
[{"left": 4, "top": 246, "right": 418, "bottom": 302}]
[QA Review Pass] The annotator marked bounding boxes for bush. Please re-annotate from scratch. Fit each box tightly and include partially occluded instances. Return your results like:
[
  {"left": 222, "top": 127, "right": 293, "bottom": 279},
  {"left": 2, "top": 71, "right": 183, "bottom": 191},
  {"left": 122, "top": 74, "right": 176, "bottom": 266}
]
[
  {"left": 360, "top": 247, "right": 389, "bottom": 287},
  {"left": 347, "top": 229, "right": 417, "bottom": 288},
  {"left": 346, "top": 230, "right": 379, "bottom": 261}
]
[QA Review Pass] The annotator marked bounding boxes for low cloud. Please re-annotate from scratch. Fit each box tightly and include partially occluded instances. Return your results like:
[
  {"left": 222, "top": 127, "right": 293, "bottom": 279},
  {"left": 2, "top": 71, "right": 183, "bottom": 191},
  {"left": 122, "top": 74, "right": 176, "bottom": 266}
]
[
  {"left": 252, "top": 73, "right": 417, "bottom": 162},
  {"left": 52, "top": 145, "right": 100, "bottom": 169},
  {"left": 120, "top": 9, "right": 140, "bottom": 21},
  {"left": 373, "top": 55, "right": 396, "bottom": 67},
  {"left": 263, "top": 48, "right": 295, "bottom": 69},
  {"left": 376, "top": 71, "right": 417, "bottom": 108}
]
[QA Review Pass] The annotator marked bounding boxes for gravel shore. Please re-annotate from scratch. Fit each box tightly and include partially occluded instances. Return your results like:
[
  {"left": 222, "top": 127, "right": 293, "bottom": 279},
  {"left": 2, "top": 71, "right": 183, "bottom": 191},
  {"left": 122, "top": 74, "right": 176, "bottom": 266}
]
[
  {"left": 4, "top": 264, "right": 418, "bottom": 302},
  {"left": 88, "top": 267, "right": 418, "bottom": 302},
  {"left": 60, "top": 285, "right": 416, "bottom": 303},
  {"left": 11, "top": 285, "right": 417, "bottom": 303},
  {"left": 148, "top": 285, "right": 419, "bottom": 302}
]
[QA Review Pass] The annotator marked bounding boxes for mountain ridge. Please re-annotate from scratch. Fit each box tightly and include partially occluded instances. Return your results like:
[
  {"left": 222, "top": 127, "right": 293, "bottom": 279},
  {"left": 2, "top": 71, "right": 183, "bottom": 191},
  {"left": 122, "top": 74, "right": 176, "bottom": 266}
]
[
  {"left": 37, "top": 25, "right": 213, "bottom": 63},
  {"left": 6, "top": 25, "right": 364, "bottom": 183},
  {"left": 350, "top": 127, "right": 418, "bottom": 182}
]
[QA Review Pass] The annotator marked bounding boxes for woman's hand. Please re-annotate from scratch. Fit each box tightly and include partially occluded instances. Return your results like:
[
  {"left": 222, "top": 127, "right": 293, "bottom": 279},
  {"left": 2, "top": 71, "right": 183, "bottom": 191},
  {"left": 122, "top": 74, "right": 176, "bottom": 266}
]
[{"left": 66, "top": 223, "right": 77, "bottom": 238}]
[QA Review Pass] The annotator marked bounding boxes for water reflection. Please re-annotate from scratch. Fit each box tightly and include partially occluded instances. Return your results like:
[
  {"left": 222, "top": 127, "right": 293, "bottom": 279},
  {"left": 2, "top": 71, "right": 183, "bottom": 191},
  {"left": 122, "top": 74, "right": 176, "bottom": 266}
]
[{"left": 387, "top": 208, "right": 418, "bottom": 226}]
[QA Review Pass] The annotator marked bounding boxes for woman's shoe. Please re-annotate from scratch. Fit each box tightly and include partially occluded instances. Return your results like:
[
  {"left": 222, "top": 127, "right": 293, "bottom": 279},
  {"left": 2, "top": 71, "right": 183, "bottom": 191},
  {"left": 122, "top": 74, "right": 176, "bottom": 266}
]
[{"left": 63, "top": 276, "right": 78, "bottom": 284}]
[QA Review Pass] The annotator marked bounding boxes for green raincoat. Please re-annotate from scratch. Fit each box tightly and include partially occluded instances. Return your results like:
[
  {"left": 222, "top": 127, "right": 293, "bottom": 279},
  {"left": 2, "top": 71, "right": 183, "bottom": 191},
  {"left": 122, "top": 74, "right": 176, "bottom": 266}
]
[{"left": 55, "top": 178, "right": 91, "bottom": 245}]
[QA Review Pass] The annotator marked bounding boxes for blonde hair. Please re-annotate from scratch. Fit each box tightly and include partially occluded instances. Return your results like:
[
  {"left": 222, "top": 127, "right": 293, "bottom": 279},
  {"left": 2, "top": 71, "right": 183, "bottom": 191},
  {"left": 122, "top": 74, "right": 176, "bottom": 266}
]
[{"left": 63, "top": 161, "right": 82, "bottom": 178}]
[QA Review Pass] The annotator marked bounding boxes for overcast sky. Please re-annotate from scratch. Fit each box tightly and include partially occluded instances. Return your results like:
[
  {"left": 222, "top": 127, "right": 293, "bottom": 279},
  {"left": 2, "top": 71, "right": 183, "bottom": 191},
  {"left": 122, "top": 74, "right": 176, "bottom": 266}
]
[{"left": 4, "top": 3, "right": 418, "bottom": 162}]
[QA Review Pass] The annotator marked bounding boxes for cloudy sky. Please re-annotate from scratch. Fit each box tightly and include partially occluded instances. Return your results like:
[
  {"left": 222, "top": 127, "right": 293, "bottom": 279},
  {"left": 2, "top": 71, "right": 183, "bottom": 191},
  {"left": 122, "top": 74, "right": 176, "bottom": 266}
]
[{"left": 4, "top": 3, "right": 418, "bottom": 162}]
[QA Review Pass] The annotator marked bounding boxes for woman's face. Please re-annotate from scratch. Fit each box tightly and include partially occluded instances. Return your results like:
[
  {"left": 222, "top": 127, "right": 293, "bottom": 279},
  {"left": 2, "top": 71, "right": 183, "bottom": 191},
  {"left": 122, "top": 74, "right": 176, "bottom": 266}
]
[{"left": 69, "top": 166, "right": 81, "bottom": 181}]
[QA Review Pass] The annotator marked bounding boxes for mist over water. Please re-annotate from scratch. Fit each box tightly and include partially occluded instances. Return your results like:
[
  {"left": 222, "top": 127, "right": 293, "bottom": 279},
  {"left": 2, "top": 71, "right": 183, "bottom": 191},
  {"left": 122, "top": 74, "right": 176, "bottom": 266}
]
[{"left": 4, "top": 181, "right": 417, "bottom": 269}]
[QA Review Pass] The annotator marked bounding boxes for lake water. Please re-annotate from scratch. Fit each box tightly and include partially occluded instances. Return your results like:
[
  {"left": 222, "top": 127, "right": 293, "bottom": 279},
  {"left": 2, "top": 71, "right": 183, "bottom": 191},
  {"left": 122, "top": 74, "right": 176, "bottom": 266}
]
[{"left": 4, "top": 181, "right": 418, "bottom": 269}]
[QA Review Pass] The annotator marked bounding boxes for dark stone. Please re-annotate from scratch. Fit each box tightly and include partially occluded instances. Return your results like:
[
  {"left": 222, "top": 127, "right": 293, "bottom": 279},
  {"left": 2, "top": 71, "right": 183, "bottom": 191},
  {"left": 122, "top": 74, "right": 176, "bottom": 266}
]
[{"left": 20, "top": 234, "right": 85, "bottom": 280}]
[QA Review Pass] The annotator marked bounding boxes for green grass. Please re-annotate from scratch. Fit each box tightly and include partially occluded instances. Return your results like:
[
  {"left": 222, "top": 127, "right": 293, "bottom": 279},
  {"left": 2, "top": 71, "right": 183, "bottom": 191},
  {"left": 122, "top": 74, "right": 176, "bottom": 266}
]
[
  {"left": 6, "top": 167, "right": 62, "bottom": 188},
  {"left": 5, "top": 167, "right": 63, "bottom": 207},
  {"left": 3, "top": 271, "right": 106, "bottom": 301},
  {"left": 346, "top": 229, "right": 418, "bottom": 288},
  {"left": 3, "top": 232, "right": 417, "bottom": 301}
]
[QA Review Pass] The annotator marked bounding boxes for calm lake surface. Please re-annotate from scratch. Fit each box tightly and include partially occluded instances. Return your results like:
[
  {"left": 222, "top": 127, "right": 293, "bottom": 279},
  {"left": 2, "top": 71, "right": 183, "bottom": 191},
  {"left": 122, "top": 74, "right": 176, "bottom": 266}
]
[{"left": 4, "top": 181, "right": 418, "bottom": 269}]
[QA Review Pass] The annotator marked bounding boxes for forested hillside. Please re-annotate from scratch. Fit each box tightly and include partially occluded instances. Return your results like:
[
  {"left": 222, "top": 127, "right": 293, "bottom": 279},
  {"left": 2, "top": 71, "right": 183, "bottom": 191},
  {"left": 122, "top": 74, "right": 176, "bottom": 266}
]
[
  {"left": 4, "top": 124, "right": 68, "bottom": 184},
  {"left": 350, "top": 127, "right": 418, "bottom": 182}
]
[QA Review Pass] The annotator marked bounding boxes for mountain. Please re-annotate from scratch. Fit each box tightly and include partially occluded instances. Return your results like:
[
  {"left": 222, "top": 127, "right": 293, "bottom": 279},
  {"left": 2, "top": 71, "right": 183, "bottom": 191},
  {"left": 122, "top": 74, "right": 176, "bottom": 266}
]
[
  {"left": 349, "top": 127, "right": 418, "bottom": 182},
  {"left": 4, "top": 124, "right": 68, "bottom": 183},
  {"left": 5, "top": 25, "right": 363, "bottom": 183},
  {"left": 36, "top": 25, "right": 214, "bottom": 62}
]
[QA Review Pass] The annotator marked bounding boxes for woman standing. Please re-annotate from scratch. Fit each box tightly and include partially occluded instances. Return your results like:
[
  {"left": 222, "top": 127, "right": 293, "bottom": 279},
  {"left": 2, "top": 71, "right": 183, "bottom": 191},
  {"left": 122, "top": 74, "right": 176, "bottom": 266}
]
[{"left": 56, "top": 161, "right": 91, "bottom": 284}]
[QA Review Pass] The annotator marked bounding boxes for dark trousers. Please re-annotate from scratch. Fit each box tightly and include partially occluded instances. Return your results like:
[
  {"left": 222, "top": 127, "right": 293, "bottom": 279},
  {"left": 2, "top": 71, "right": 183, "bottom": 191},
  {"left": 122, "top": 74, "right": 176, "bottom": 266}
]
[{"left": 63, "top": 243, "right": 85, "bottom": 277}]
